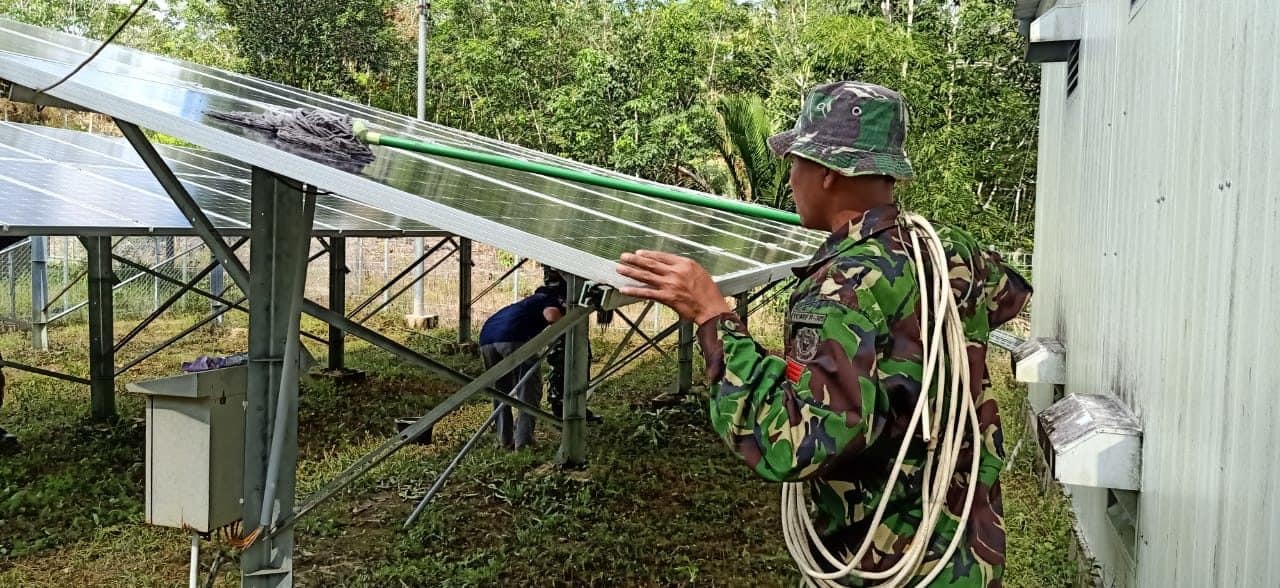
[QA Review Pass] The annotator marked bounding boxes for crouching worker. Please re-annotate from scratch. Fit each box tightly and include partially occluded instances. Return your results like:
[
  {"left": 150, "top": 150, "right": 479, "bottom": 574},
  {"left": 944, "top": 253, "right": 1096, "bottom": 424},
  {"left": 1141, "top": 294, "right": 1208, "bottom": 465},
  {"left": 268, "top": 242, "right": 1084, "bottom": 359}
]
[{"left": 478, "top": 284, "right": 566, "bottom": 451}]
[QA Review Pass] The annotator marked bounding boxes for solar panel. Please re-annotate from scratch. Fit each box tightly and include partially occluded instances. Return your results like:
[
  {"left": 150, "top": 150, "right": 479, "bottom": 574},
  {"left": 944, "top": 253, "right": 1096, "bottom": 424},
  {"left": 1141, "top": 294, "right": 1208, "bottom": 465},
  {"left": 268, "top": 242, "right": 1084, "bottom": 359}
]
[
  {"left": 0, "top": 18, "right": 820, "bottom": 292},
  {"left": 0, "top": 121, "right": 442, "bottom": 236}
]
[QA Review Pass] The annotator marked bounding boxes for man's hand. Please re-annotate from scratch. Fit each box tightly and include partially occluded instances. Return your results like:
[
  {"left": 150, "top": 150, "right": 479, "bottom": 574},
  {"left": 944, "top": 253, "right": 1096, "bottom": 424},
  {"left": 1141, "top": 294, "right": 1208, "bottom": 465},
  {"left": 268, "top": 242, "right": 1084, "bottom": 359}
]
[{"left": 616, "top": 250, "right": 732, "bottom": 325}]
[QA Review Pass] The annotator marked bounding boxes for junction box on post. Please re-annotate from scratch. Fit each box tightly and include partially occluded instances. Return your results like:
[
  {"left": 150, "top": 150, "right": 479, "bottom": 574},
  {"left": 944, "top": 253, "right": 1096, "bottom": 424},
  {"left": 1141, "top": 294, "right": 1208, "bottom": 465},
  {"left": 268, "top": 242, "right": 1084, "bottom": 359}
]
[{"left": 128, "top": 365, "right": 247, "bottom": 533}]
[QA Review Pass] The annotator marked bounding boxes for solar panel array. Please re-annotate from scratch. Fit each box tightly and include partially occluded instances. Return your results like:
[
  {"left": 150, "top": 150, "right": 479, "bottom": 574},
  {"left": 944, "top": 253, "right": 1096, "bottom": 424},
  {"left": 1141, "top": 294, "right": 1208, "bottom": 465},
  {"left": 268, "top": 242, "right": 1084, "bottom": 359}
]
[
  {"left": 0, "top": 122, "right": 442, "bottom": 236},
  {"left": 0, "top": 18, "right": 821, "bottom": 292}
]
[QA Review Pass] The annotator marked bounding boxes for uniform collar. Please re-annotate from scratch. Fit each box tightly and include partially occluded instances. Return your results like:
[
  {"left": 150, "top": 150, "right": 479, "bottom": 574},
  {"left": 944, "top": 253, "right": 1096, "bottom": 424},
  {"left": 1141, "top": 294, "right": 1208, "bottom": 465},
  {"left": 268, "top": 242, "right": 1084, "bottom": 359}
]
[{"left": 793, "top": 204, "right": 901, "bottom": 278}]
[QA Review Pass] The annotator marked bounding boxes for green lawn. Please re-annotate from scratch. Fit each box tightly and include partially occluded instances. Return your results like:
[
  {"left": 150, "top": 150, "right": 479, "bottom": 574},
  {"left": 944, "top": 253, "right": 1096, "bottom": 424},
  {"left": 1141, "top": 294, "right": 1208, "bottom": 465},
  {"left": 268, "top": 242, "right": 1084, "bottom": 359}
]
[{"left": 0, "top": 317, "right": 1076, "bottom": 586}]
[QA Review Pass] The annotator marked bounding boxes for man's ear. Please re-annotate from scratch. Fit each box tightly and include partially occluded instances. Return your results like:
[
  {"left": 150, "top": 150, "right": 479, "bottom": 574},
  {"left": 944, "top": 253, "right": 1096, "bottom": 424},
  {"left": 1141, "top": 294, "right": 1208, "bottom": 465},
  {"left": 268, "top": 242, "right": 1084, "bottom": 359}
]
[{"left": 821, "top": 167, "right": 837, "bottom": 191}]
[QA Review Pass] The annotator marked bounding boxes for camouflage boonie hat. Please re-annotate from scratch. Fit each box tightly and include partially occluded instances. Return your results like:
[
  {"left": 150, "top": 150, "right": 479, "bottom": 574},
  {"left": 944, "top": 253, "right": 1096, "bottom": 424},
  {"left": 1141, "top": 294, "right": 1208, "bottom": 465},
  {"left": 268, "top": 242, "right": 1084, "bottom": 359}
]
[{"left": 768, "top": 81, "right": 914, "bottom": 180}]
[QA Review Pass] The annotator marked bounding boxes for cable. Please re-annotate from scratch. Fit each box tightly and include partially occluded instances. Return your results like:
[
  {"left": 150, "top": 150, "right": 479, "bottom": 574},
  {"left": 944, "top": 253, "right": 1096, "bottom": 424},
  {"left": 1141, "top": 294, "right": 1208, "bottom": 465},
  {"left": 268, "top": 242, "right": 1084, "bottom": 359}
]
[
  {"left": 36, "top": 0, "right": 150, "bottom": 96},
  {"left": 780, "top": 213, "right": 983, "bottom": 587}
]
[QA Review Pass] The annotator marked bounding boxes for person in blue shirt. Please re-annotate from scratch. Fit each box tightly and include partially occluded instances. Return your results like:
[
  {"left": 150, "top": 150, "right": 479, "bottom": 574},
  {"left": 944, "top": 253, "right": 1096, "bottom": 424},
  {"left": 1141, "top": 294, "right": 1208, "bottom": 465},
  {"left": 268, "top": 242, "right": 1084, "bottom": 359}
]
[{"left": 478, "top": 284, "right": 566, "bottom": 450}]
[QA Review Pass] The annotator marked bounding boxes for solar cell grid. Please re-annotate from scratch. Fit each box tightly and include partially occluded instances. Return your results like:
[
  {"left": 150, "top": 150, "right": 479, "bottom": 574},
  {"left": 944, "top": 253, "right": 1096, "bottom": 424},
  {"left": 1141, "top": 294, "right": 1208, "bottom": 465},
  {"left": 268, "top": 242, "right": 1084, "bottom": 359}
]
[{"left": 0, "top": 18, "right": 819, "bottom": 291}]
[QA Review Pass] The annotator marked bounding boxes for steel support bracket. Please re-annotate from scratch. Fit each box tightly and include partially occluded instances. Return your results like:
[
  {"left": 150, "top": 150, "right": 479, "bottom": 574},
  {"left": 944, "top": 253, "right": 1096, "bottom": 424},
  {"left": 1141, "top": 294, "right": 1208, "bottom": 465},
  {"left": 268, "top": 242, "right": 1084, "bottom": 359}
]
[{"left": 3, "top": 80, "right": 93, "bottom": 112}]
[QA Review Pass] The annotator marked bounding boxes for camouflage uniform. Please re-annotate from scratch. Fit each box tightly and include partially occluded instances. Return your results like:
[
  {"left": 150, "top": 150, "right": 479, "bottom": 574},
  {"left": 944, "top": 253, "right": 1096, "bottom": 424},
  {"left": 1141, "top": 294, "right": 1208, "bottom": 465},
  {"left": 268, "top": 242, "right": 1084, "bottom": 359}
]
[{"left": 697, "top": 82, "right": 1032, "bottom": 587}]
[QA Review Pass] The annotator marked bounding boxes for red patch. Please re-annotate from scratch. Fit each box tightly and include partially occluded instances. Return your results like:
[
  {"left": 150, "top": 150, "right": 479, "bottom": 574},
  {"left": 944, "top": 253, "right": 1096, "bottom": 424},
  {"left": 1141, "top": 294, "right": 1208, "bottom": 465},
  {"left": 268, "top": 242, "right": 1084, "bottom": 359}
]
[{"left": 785, "top": 358, "right": 805, "bottom": 384}]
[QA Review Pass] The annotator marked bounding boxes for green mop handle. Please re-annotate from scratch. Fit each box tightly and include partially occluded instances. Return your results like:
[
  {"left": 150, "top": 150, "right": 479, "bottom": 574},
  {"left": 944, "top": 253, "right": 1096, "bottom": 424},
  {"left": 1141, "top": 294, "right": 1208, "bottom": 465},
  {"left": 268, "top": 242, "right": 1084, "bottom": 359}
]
[{"left": 352, "top": 120, "right": 803, "bottom": 226}]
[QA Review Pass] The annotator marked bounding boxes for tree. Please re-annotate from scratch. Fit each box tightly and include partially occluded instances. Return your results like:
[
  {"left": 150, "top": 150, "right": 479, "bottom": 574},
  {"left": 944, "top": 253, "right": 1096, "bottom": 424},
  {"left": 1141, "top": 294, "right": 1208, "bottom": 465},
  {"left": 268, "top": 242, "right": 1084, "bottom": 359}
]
[
  {"left": 713, "top": 94, "right": 788, "bottom": 207},
  {"left": 218, "top": 0, "right": 409, "bottom": 107}
]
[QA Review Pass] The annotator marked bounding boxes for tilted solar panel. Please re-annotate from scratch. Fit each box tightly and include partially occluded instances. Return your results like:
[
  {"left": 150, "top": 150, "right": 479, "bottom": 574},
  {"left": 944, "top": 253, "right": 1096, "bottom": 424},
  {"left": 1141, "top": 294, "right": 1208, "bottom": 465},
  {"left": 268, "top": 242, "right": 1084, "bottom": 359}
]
[
  {"left": 0, "top": 121, "right": 442, "bottom": 236},
  {"left": 0, "top": 19, "right": 819, "bottom": 292}
]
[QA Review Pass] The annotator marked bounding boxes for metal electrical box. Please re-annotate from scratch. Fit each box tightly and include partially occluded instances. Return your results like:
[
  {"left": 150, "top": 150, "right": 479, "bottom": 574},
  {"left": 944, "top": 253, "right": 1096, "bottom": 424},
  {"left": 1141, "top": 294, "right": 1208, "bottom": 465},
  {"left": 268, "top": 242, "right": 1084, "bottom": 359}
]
[
  {"left": 1037, "top": 393, "right": 1142, "bottom": 491},
  {"left": 128, "top": 365, "right": 247, "bottom": 532},
  {"left": 1014, "top": 337, "right": 1067, "bottom": 385}
]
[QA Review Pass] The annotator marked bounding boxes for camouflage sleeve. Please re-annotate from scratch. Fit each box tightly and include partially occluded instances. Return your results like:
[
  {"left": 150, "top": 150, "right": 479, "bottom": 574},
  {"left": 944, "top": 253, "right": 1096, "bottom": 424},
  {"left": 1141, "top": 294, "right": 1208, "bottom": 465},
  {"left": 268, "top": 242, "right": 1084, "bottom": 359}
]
[
  {"left": 696, "top": 280, "right": 888, "bottom": 483},
  {"left": 981, "top": 251, "right": 1032, "bottom": 328}
]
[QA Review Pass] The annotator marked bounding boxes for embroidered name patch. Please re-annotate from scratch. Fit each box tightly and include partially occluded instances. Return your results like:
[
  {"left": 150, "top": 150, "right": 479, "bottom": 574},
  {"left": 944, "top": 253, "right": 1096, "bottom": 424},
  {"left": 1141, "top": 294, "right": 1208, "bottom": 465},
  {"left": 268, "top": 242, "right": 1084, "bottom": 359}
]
[{"left": 790, "top": 310, "right": 826, "bottom": 325}]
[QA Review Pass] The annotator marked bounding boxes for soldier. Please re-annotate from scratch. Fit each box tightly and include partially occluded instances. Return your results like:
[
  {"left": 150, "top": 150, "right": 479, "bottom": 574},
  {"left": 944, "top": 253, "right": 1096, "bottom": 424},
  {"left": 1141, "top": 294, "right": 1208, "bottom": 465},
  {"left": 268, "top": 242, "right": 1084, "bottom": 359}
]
[{"left": 617, "top": 81, "right": 1031, "bottom": 586}]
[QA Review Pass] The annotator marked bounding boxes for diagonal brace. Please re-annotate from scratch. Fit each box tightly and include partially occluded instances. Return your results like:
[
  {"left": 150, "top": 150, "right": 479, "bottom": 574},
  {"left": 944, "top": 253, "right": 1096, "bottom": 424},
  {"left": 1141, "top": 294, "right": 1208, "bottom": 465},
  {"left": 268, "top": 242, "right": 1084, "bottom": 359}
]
[
  {"left": 112, "top": 254, "right": 246, "bottom": 312},
  {"left": 347, "top": 237, "right": 454, "bottom": 319},
  {"left": 268, "top": 306, "right": 592, "bottom": 538},
  {"left": 356, "top": 245, "right": 457, "bottom": 324},
  {"left": 469, "top": 257, "right": 529, "bottom": 305}
]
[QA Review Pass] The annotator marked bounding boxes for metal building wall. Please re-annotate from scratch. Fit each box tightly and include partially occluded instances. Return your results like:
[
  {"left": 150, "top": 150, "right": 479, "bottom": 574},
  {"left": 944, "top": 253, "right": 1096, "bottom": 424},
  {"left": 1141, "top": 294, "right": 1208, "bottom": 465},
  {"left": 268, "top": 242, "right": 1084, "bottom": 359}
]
[{"left": 1030, "top": 1, "right": 1280, "bottom": 586}]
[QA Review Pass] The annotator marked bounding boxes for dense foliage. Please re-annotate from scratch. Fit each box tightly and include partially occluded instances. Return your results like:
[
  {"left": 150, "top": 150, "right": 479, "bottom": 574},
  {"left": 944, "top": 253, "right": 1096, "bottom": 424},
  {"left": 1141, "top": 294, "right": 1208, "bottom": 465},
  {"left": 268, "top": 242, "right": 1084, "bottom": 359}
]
[{"left": 0, "top": 0, "right": 1038, "bottom": 248}]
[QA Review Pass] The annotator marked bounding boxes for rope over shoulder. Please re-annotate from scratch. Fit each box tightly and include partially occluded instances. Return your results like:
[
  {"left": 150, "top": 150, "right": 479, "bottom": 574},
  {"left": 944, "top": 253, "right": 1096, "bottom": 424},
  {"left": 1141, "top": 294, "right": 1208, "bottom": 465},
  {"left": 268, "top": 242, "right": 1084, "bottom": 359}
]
[{"left": 782, "top": 213, "right": 981, "bottom": 588}]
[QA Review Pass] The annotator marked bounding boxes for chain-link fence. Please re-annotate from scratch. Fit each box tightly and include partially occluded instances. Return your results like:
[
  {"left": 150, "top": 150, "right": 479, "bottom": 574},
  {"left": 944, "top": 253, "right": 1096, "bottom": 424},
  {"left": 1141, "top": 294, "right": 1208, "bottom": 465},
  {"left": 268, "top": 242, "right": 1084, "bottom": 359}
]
[
  {"left": 0, "top": 235, "right": 714, "bottom": 346},
  {"left": 2, "top": 234, "right": 1032, "bottom": 349}
]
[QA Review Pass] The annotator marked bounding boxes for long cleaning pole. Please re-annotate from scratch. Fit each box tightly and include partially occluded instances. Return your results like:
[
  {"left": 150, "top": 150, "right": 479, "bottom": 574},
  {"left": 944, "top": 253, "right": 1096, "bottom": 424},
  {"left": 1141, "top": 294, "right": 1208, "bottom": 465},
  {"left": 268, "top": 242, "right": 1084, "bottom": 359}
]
[{"left": 352, "top": 121, "right": 802, "bottom": 226}]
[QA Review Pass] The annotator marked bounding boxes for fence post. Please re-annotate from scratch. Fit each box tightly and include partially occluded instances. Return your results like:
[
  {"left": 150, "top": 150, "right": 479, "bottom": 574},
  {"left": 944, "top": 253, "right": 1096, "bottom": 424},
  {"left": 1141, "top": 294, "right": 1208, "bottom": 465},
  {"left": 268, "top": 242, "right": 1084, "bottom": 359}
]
[
  {"left": 60, "top": 237, "right": 69, "bottom": 313},
  {"left": 30, "top": 236, "right": 48, "bottom": 351},
  {"left": 381, "top": 240, "right": 390, "bottom": 305},
  {"left": 513, "top": 256, "right": 521, "bottom": 302},
  {"left": 152, "top": 238, "right": 161, "bottom": 312},
  {"left": 210, "top": 260, "right": 226, "bottom": 326},
  {"left": 7, "top": 247, "right": 15, "bottom": 322}
]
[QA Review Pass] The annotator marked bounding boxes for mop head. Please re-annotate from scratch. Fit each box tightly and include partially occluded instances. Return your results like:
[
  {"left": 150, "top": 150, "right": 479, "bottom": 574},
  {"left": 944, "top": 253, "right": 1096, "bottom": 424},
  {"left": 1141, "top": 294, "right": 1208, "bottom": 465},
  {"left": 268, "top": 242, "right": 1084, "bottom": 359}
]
[{"left": 207, "top": 108, "right": 375, "bottom": 171}]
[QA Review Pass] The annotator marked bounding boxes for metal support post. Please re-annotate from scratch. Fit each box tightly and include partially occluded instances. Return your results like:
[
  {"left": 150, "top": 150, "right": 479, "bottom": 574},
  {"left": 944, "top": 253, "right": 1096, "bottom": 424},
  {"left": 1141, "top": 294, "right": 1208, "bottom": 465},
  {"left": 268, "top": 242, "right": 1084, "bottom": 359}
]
[
  {"left": 85, "top": 236, "right": 115, "bottom": 420},
  {"left": 457, "top": 237, "right": 472, "bottom": 344},
  {"left": 328, "top": 237, "right": 346, "bottom": 371},
  {"left": 556, "top": 275, "right": 591, "bottom": 467},
  {"left": 677, "top": 321, "right": 694, "bottom": 394},
  {"left": 736, "top": 292, "right": 750, "bottom": 329},
  {"left": 30, "top": 236, "right": 48, "bottom": 350},
  {"left": 240, "top": 168, "right": 315, "bottom": 588}
]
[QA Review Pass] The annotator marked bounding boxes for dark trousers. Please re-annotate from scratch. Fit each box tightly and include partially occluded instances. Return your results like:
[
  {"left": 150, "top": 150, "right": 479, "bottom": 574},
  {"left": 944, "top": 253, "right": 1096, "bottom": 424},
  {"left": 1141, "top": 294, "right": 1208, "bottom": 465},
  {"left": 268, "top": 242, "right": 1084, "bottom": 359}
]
[{"left": 479, "top": 342, "right": 542, "bottom": 448}]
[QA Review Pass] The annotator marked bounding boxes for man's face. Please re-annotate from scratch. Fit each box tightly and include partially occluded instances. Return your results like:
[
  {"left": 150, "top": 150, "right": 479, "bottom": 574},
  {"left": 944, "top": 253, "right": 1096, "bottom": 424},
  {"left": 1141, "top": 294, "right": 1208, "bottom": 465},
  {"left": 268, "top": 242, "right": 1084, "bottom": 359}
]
[{"left": 788, "top": 156, "right": 830, "bottom": 230}]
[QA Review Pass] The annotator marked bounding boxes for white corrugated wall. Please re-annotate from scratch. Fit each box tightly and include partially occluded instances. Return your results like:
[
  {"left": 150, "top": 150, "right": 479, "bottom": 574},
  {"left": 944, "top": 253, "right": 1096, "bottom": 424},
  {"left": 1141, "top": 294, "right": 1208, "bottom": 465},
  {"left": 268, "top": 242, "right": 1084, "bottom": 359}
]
[{"left": 1030, "top": 1, "right": 1280, "bottom": 586}]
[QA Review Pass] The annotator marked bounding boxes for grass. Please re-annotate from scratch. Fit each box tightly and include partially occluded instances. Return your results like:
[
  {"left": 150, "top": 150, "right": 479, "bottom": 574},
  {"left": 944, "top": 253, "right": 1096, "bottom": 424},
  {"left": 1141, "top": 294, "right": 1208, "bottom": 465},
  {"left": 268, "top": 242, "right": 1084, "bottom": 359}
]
[{"left": 0, "top": 315, "right": 1076, "bottom": 586}]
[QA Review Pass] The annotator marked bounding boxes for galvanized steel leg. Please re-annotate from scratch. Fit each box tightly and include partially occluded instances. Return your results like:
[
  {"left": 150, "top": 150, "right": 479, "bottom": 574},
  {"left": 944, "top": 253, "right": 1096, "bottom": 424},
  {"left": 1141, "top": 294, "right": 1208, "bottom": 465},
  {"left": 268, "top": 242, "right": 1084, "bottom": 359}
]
[
  {"left": 328, "top": 237, "right": 346, "bottom": 371},
  {"left": 29, "top": 236, "right": 48, "bottom": 351},
  {"left": 241, "top": 168, "right": 313, "bottom": 588},
  {"left": 457, "top": 237, "right": 472, "bottom": 344},
  {"left": 556, "top": 275, "right": 591, "bottom": 467},
  {"left": 677, "top": 321, "right": 694, "bottom": 394},
  {"left": 85, "top": 236, "right": 115, "bottom": 421}
]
